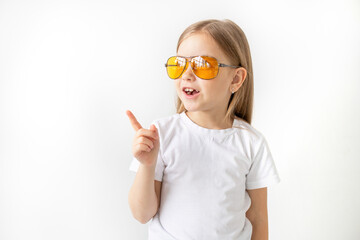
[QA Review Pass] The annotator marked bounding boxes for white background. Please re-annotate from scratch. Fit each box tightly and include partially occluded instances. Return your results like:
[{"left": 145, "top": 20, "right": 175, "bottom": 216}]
[{"left": 0, "top": 0, "right": 359, "bottom": 239}]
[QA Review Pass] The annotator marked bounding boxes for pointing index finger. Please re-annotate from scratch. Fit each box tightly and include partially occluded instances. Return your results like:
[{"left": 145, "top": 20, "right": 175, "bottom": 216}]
[{"left": 126, "top": 110, "right": 143, "bottom": 131}]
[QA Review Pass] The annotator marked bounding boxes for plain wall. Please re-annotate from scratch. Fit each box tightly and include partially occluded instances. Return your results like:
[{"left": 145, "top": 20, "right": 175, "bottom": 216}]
[{"left": 0, "top": 0, "right": 359, "bottom": 239}]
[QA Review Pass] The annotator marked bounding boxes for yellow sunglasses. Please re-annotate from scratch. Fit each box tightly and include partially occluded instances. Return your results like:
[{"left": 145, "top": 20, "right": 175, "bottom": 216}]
[{"left": 165, "top": 55, "right": 241, "bottom": 80}]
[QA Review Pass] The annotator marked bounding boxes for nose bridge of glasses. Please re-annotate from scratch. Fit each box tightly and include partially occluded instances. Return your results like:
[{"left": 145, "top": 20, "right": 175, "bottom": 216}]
[{"left": 181, "top": 57, "right": 197, "bottom": 79}]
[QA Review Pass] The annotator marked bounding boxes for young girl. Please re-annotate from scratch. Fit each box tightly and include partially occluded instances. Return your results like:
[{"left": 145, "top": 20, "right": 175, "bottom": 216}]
[{"left": 127, "top": 19, "right": 280, "bottom": 240}]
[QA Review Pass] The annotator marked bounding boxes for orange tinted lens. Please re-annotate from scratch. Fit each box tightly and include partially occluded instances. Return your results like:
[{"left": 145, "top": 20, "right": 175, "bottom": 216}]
[
  {"left": 166, "top": 56, "right": 186, "bottom": 79},
  {"left": 192, "top": 56, "right": 218, "bottom": 79}
]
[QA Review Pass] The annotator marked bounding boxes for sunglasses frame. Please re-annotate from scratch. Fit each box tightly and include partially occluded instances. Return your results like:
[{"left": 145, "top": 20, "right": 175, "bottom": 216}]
[{"left": 164, "top": 55, "right": 242, "bottom": 80}]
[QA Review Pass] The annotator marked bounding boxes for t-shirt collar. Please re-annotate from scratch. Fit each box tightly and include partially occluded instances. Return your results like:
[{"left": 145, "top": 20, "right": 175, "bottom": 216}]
[{"left": 179, "top": 111, "right": 237, "bottom": 139}]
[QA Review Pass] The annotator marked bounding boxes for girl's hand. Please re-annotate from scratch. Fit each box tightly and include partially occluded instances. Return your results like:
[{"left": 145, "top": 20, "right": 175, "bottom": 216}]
[{"left": 126, "top": 110, "right": 160, "bottom": 167}]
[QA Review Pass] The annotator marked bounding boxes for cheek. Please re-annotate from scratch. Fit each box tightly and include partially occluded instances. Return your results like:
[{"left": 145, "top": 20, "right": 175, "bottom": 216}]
[
  {"left": 213, "top": 75, "right": 232, "bottom": 95},
  {"left": 175, "top": 81, "right": 182, "bottom": 95},
  {"left": 203, "top": 81, "right": 228, "bottom": 96},
  {"left": 174, "top": 81, "right": 180, "bottom": 90}
]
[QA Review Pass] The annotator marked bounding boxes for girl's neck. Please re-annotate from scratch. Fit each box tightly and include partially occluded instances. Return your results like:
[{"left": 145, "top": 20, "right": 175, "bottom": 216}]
[{"left": 185, "top": 110, "right": 233, "bottom": 130}]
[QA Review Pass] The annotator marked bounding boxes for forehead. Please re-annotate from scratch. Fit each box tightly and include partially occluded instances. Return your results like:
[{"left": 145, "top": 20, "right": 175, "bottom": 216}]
[{"left": 177, "top": 32, "right": 227, "bottom": 61}]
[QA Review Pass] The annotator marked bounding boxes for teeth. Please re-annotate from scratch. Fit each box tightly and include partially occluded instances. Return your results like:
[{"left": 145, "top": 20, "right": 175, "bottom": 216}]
[{"left": 184, "top": 88, "right": 196, "bottom": 92}]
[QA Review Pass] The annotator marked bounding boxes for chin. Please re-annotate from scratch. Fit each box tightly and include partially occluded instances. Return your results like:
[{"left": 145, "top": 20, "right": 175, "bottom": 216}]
[
  {"left": 180, "top": 97, "right": 205, "bottom": 113},
  {"left": 183, "top": 105, "right": 200, "bottom": 112}
]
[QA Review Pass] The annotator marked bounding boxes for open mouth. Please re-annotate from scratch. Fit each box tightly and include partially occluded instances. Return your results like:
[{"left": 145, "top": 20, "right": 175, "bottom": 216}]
[{"left": 183, "top": 87, "right": 200, "bottom": 96}]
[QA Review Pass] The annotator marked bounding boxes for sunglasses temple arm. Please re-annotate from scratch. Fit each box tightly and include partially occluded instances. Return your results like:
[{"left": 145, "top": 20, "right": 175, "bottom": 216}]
[{"left": 219, "top": 63, "right": 241, "bottom": 68}]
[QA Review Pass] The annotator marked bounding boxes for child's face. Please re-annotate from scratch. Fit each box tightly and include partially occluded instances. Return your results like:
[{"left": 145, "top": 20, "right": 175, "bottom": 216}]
[{"left": 175, "top": 32, "right": 237, "bottom": 116}]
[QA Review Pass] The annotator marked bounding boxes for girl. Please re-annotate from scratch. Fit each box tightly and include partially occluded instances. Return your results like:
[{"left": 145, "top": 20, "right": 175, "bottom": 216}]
[{"left": 127, "top": 19, "right": 280, "bottom": 240}]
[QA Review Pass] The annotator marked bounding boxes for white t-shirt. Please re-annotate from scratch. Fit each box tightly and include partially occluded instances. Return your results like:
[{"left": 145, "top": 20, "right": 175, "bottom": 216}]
[{"left": 129, "top": 112, "right": 281, "bottom": 240}]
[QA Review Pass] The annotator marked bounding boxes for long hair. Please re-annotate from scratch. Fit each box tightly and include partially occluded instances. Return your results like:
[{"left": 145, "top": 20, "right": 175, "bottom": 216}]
[{"left": 175, "top": 19, "right": 254, "bottom": 125}]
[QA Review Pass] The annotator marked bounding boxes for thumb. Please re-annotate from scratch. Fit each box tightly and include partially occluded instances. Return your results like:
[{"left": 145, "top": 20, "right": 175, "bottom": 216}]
[{"left": 150, "top": 124, "right": 158, "bottom": 138}]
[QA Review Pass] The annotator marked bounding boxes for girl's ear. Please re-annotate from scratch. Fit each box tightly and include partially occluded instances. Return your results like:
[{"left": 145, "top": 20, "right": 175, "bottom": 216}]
[{"left": 231, "top": 67, "right": 247, "bottom": 92}]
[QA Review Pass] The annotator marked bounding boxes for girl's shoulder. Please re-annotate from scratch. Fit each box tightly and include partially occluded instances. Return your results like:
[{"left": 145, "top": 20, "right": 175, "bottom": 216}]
[
  {"left": 232, "top": 117, "right": 266, "bottom": 144},
  {"left": 150, "top": 113, "right": 181, "bottom": 130},
  {"left": 151, "top": 113, "right": 180, "bottom": 124}
]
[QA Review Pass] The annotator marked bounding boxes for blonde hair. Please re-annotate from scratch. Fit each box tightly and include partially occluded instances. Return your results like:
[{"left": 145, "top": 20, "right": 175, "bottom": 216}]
[{"left": 175, "top": 19, "right": 254, "bottom": 125}]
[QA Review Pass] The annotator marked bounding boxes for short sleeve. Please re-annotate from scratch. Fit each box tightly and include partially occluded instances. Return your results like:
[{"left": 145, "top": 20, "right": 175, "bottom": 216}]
[
  {"left": 128, "top": 121, "right": 165, "bottom": 182},
  {"left": 246, "top": 135, "right": 281, "bottom": 190}
]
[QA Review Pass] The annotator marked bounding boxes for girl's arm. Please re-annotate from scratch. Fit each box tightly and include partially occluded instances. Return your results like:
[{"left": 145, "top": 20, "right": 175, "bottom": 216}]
[
  {"left": 126, "top": 110, "right": 161, "bottom": 224},
  {"left": 128, "top": 163, "right": 160, "bottom": 224},
  {"left": 246, "top": 187, "right": 269, "bottom": 240}
]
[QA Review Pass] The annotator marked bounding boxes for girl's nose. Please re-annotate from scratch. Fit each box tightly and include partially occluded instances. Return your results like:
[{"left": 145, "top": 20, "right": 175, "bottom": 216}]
[{"left": 181, "top": 61, "right": 196, "bottom": 81}]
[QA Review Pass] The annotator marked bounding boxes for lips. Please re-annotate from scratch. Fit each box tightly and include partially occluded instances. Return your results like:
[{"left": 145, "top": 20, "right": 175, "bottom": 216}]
[{"left": 182, "top": 86, "right": 200, "bottom": 98}]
